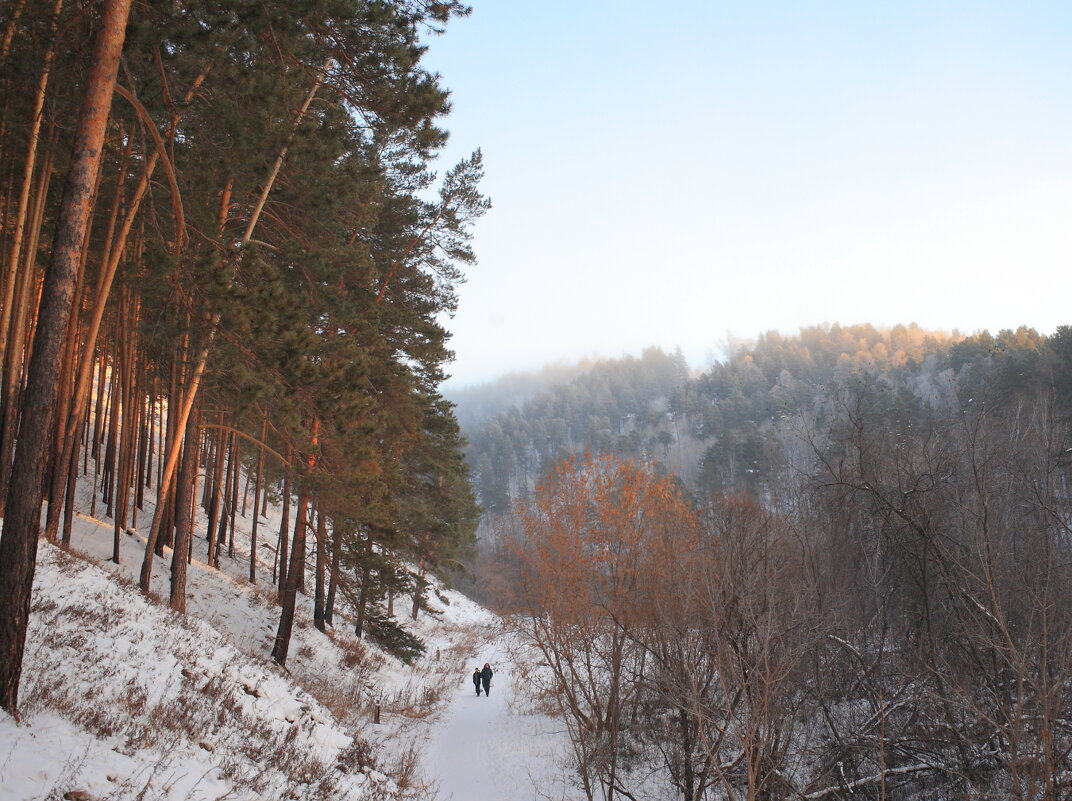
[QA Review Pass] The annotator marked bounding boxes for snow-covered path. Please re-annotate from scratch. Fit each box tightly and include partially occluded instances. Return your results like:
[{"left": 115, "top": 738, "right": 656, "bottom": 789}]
[{"left": 424, "top": 637, "right": 582, "bottom": 801}]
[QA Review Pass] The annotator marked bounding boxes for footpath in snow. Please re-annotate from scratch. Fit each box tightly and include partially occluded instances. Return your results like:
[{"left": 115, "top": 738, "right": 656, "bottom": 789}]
[
  {"left": 423, "top": 635, "right": 583, "bottom": 801},
  {"left": 0, "top": 505, "right": 497, "bottom": 801}
]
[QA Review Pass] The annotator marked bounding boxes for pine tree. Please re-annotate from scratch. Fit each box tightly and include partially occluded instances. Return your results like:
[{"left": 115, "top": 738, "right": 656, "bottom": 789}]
[{"left": 0, "top": 0, "right": 133, "bottom": 718}]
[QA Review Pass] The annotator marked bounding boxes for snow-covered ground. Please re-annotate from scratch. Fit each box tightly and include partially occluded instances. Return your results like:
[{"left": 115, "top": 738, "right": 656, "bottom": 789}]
[
  {"left": 3, "top": 536, "right": 380, "bottom": 801},
  {"left": 0, "top": 483, "right": 576, "bottom": 800},
  {"left": 422, "top": 636, "right": 582, "bottom": 801}
]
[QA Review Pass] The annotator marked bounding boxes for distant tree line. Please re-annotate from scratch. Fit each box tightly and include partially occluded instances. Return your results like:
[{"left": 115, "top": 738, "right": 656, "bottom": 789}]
[
  {"left": 675, "top": 323, "right": 1068, "bottom": 498},
  {"left": 0, "top": 0, "right": 484, "bottom": 716},
  {"left": 462, "top": 324, "right": 1072, "bottom": 508},
  {"left": 472, "top": 323, "right": 1072, "bottom": 800},
  {"left": 461, "top": 346, "right": 692, "bottom": 512}
]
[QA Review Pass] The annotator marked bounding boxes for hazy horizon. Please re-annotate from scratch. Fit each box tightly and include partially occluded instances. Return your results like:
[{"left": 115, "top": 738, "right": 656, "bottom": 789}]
[
  {"left": 442, "top": 318, "right": 1063, "bottom": 391},
  {"left": 426, "top": 1, "right": 1072, "bottom": 391}
]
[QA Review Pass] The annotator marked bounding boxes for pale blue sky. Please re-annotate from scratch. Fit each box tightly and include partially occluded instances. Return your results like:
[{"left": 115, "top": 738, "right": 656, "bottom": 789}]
[{"left": 423, "top": 2, "right": 1072, "bottom": 388}]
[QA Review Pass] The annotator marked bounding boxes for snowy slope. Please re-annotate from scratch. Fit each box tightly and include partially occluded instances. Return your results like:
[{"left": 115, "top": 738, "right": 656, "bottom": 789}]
[
  {"left": 2, "top": 539, "right": 378, "bottom": 800},
  {"left": 0, "top": 448, "right": 587, "bottom": 801},
  {"left": 0, "top": 500, "right": 505, "bottom": 801}
]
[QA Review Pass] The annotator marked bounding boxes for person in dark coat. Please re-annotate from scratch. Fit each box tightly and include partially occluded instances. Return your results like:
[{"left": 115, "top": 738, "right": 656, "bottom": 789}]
[
  {"left": 480, "top": 663, "right": 493, "bottom": 696},
  {"left": 472, "top": 667, "right": 482, "bottom": 696}
]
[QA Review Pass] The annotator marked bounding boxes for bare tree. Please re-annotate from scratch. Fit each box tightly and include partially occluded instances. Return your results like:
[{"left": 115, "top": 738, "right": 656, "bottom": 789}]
[{"left": 511, "top": 454, "right": 699, "bottom": 801}]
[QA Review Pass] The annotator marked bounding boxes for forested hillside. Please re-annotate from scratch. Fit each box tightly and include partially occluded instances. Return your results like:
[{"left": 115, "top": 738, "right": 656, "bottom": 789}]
[
  {"left": 457, "top": 346, "right": 693, "bottom": 511},
  {"left": 462, "top": 322, "right": 1072, "bottom": 800},
  {"left": 460, "top": 323, "right": 1072, "bottom": 508},
  {"left": 678, "top": 323, "right": 1068, "bottom": 494},
  {"left": 0, "top": 0, "right": 483, "bottom": 718}
]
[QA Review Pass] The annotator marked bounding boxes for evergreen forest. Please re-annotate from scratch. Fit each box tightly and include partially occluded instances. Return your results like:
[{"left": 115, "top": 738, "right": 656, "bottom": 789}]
[
  {"left": 461, "top": 324, "right": 1072, "bottom": 510},
  {"left": 0, "top": 0, "right": 484, "bottom": 715}
]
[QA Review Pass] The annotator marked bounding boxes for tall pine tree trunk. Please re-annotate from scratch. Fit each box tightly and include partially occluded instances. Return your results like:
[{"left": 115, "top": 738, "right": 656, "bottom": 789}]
[
  {"left": 249, "top": 412, "right": 267, "bottom": 583},
  {"left": 276, "top": 461, "right": 291, "bottom": 599},
  {"left": 313, "top": 507, "right": 327, "bottom": 632},
  {"left": 139, "top": 328, "right": 190, "bottom": 588},
  {"left": 133, "top": 363, "right": 148, "bottom": 517},
  {"left": 45, "top": 133, "right": 134, "bottom": 542},
  {"left": 102, "top": 331, "right": 119, "bottom": 522},
  {"left": 154, "top": 351, "right": 181, "bottom": 559},
  {"left": 354, "top": 531, "right": 374, "bottom": 639},
  {"left": 111, "top": 289, "right": 133, "bottom": 562},
  {"left": 325, "top": 519, "right": 342, "bottom": 626},
  {"left": 205, "top": 424, "right": 225, "bottom": 561},
  {"left": 227, "top": 437, "right": 239, "bottom": 559},
  {"left": 0, "top": 0, "right": 133, "bottom": 717},
  {"left": 411, "top": 559, "right": 426, "bottom": 621},
  {"left": 211, "top": 433, "right": 233, "bottom": 568},
  {"left": 60, "top": 402, "right": 82, "bottom": 545},
  {"left": 0, "top": 0, "right": 27, "bottom": 60},
  {"left": 0, "top": 136, "right": 55, "bottom": 510},
  {"left": 47, "top": 222, "right": 89, "bottom": 543},
  {"left": 272, "top": 488, "right": 308, "bottom": 666},
  {"left": 170, "top": 405, "right": 199, "bottom": 613},
  {"left": 0, "top": 0, "right": 61, "bottom": 376},
  {"left": 92, "top": 348, "right": 106, "bottom": 462}
]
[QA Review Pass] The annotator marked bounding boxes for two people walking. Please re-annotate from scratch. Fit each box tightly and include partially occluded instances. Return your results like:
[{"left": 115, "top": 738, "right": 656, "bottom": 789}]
[{"left": 472, "top": 663, "right": 493, "bottom": 696}]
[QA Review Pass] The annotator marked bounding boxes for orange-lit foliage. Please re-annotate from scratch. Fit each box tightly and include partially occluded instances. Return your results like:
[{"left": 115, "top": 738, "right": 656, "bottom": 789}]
[
  {"left": 515, "top": 453, "right": 700, "bottom": 625},
  {"left": 511, "top": 454, "right": 701, "bottom": 801},
  {"left": 512, "top": 460, "right": 813, "bottom": 801}
]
